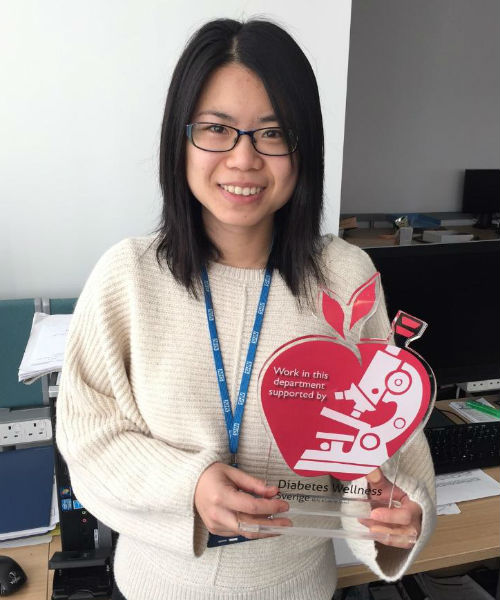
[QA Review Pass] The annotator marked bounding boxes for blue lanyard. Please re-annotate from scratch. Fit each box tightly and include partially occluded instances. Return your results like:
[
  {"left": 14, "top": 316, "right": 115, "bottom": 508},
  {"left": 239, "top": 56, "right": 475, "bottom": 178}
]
[{"left": 201, "top": 265, "right": 272, "bottom": 466}]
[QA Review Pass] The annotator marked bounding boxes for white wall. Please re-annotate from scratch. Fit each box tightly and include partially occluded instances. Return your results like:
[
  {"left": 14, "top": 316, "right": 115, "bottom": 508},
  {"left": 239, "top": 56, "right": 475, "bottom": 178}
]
[
  {"left": 341, "top": 0, "right": 500, "bottom": 215},
  {"left": 0, "top": 0, "right": 351, "bottom": 299}
]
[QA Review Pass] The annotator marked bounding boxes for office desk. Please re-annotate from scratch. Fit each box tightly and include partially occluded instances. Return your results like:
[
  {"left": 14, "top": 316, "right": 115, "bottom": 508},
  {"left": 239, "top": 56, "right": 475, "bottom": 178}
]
[
  {"left": 7, "top": 464, "right": 499, "bottom": 597},
  {"left": 337, "top": 465, "right": 499, "bottom": 588},
  {"left": 342, "top": 225, "right": 500, "bottom": 248}
]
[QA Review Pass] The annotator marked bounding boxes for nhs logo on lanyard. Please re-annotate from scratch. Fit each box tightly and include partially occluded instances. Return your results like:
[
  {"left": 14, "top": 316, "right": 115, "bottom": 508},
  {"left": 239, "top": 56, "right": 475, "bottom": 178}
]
[{"left": 202, "top": 264, "right": 273, "bottom": 549}]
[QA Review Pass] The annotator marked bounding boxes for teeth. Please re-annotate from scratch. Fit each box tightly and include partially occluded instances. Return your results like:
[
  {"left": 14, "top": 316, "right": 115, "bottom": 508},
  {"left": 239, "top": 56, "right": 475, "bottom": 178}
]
[{"left": 221, "top": 184, "right": 262, "bottom": 196}]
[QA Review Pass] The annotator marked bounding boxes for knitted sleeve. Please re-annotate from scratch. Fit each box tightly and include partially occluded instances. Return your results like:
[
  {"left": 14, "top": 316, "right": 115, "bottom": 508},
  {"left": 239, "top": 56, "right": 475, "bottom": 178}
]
[
  {"left": 56, "top": 240, "right": 219, "bottom": 557},
  {"left": 324, "top": 237, "right": 436, "bottom": 581}
]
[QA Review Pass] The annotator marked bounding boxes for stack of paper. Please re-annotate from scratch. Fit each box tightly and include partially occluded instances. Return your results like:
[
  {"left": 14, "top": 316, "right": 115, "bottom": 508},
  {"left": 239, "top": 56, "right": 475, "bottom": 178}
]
[
  {"left": 18, "top": 313, "right": 72, "bottom": 383},
  {"left": 449, "top": 398, "right": 500, "bottom": 423}
]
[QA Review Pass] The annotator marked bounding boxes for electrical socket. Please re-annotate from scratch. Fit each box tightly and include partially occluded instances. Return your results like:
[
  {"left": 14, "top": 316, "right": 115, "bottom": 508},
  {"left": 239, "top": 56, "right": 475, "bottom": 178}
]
[
  {"left": 459, "top": 379, "right": 500, "bottom": 393},
  {"left": 0, "top": 418, "right": 52, "bottom": 447}
]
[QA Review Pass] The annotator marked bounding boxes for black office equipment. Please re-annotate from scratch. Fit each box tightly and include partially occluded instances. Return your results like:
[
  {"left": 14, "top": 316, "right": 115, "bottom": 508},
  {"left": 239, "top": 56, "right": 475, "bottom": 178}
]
[
  {"left": 424, "top": 408, "right": 500, "bottom": 474},
  {"left": 0, "top": 555, "right": 27, "bottom": 596},
  {"left": 49, "top": 398, "right": 114, "bottom": 599},
  {"left": 365, "top": 240, "right": 500, "bottom": 388},
  {"left": 462, "top": 169, "right": 500, "bottom": 229}
]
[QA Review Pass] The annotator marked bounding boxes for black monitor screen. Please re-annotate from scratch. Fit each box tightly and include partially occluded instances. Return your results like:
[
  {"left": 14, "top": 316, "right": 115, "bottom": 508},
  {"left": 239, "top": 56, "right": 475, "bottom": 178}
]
[
  {"left": 462, "top": 169, "right": 500, "bottom": 213},
  {"left": 365, "top": 240, "right": 500, "bottom": 387}
]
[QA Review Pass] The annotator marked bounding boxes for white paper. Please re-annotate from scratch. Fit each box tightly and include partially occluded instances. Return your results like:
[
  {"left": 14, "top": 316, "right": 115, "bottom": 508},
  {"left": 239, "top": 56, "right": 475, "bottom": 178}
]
[
  {"left": 50, "top": 475, "right": 60, "bottom": 526},
  {"left": 436, "top": 502, "right": 461, "bottom": 515},
  {"left": 18, "top": 313, "right": 72, "bottom": 383},
  {"left": 0, "top": 533, "right": 54, "bottom": 548},
  {"left": 449, "top": 398, "right": 499, "bottom": 423},
  {"left": 0, "top": 523, "right": 57, "bottom": 542},
  {"left": 436, "top": 469, "right": 500, "bottom": 506}
]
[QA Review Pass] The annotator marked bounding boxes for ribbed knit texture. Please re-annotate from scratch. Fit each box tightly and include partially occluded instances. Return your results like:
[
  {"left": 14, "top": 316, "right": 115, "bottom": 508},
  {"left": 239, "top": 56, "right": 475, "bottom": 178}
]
[{"left": 56, "top": 235, "right": 436, "bottom": 599}]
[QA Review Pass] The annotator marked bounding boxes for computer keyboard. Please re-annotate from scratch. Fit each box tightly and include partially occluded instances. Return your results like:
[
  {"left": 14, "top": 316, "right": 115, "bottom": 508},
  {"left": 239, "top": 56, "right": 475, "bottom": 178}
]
[{"left": 424, "top": 415, "right": 500, "bottom": 475}]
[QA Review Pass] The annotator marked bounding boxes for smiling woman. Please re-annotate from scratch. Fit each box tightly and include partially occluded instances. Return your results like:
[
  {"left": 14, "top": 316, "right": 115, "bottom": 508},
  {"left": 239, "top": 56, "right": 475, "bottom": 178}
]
[
  {"left": 157, "top": 18, "right": 325, "bottom": 296},
  {"left": 56, "top": 17, "right": 436, "bottom": 600},
  {"left": 185, "top": 64, "right": 299, "bottom": 268}
]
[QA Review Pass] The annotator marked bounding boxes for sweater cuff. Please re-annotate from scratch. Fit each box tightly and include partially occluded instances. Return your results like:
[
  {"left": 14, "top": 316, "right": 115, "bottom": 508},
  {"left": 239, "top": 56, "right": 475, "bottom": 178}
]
[
  {"left": 190, "top": 460, "right": 218, "bottom": 557},
  {"left": 343, "top": 467, "right": 436, "bottom": 582}
]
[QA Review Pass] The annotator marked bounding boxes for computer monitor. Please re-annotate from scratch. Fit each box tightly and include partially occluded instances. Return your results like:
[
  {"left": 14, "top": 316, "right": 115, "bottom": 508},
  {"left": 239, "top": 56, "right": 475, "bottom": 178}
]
[
  {"left": 365, "top": 240, "right": 500, "bottom": 388},
  {"left": 462, "top": 169, "right": 500, "bottom": 228}
]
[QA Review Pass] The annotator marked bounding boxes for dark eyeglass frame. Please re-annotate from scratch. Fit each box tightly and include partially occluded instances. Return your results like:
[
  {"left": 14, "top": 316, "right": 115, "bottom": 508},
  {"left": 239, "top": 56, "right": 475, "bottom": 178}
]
[{"left": 185, "top": 122, "right": 298, "bottom": 156}]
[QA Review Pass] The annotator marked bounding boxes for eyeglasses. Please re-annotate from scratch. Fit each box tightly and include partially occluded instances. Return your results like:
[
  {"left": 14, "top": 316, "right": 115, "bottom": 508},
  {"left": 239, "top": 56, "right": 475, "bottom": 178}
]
[{"left": 185, "top": 122, "right": 298, "bottom": 156}]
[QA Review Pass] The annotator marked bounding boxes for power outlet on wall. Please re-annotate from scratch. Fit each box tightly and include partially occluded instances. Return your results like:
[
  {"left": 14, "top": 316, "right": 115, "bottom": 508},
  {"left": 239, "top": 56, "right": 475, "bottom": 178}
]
[
  {"left": 459, "top": 379, "right": 500, "bottom": 394},
  {"left": 0, "top": 418, "right": 52, "bottom": 446},
  {"left": 0, "top": 407, "right": 53, "bottom": 448}
]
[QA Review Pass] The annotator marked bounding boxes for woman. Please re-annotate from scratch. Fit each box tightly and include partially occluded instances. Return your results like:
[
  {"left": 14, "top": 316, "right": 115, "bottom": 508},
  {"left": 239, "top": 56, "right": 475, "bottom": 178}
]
[{"left": 57, "top": 18, "right": 435, "bottom": 599}]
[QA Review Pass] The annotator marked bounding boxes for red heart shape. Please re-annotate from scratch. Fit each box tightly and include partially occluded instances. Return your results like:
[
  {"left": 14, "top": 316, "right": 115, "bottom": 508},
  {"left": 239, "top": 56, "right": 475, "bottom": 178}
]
[{"left": 259, "top": 336, "right": 431, "bottom": 481}]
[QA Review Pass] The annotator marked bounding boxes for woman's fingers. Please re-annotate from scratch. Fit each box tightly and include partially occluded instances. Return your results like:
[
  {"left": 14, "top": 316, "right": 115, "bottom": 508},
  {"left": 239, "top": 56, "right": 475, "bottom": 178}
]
[
  {"left": 228, "top": 466, "right": 280, "bottom": 498},
  {"left": 359, "top": 519, "right": 418, "bottom": 549},
  {"left": 366, "top": 467, "right": 409, "bottom": 504},
  {"left": 224, "top": 486, "right": 288, "bottom": 515},
  {"left": 358, "top": 501, "right": 422, "bottom": 548},
  {"left": 360, "top": 469, "right": 422, "bottom": 548},
  {"left": 236, "top": 513, "right": 293, "bottom": 540},
  {"left": 369, "top": 506, "right": 413, "bottom": 526},
  {"left": 366, "top": 467, "right": 383, "bottom": 484},
  {"left": 194, "top": 462, "right": 289, "bottom": 538}
]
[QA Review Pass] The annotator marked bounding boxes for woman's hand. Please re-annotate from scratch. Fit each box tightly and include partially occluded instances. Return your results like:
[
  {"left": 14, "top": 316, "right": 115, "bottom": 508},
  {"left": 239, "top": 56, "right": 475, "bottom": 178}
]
[
  {"left": 194, "top": 462, "right": 290, "bottom": 539},
  {"left": 359, "top": 468, "right": 422, "bottom": 550}
]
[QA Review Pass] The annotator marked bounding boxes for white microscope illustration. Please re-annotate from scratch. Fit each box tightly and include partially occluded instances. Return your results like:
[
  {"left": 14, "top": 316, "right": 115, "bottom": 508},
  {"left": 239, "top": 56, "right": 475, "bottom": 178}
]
[{"left": 294, "top": 345, "right": 422, "bottom": 476}]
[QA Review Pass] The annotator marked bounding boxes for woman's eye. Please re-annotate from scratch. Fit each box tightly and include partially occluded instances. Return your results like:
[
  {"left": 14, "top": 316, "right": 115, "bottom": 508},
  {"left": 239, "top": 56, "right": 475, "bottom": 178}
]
[
  {"left": 262, "top": 128, "right": 282, "bottom": 139},
  {"left": 209, "top": 124, "right": 228, "bottom": 135}
]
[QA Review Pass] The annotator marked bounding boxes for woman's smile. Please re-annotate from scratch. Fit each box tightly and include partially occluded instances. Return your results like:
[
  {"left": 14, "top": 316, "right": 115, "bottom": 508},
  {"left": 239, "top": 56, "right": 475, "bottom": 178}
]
[{"left": 218, "top": 182, "right": 266, "bottom": 203}]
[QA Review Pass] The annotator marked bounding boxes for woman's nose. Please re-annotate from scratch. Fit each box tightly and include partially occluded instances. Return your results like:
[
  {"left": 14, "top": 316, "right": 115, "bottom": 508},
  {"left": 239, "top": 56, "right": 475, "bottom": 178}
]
[{"left": 225, "top": 133, "right": 264, "bottom": 170}]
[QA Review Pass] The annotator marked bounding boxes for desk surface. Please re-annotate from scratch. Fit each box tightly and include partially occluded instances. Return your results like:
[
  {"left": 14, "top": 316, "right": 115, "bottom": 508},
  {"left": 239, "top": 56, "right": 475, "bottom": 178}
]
[
  {"left": 343, "top": 224, "right": 500, "bottom": 248},
  {"left": 338, "top": 465, "right": 499, "bottom": 588},
  {"left": 7, "top": 394, "right": 500, "bottom": 598},
  {"left": 7, "top": 465, "right": 499, "bottom": 598}
]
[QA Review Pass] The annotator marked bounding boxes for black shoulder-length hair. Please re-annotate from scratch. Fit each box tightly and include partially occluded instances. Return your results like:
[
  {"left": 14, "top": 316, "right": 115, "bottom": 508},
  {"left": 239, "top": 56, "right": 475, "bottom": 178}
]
[{"left": 157, "top": 18, "right": 325, "bottom": 298}]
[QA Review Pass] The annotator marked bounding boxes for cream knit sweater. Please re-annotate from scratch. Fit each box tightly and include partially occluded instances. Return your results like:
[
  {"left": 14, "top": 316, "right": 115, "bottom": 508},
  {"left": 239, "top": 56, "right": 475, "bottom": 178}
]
[{"left": 56, "top": 235, "right": 436, "bottom": 600}]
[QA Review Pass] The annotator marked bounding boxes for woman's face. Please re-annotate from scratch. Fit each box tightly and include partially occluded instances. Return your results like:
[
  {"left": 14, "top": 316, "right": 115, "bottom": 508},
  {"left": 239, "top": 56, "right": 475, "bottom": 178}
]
[{"left": 186, "top": 63, "right": 298, "bottom": 239}]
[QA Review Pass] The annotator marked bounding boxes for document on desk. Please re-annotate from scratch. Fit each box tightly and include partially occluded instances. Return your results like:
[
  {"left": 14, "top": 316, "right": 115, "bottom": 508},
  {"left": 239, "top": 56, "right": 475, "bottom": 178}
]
[
  {"left": 436, "top": 469, "right": 500, "bottom": 506},
  {"left": 449, "top": 398, "right": 499, "bottom": 423},
  {"left": 18, "top": 312, "right": 72, "bottom": 383},
  {"left": 436, "top": 503, "right": 461, "bottom": 515}
]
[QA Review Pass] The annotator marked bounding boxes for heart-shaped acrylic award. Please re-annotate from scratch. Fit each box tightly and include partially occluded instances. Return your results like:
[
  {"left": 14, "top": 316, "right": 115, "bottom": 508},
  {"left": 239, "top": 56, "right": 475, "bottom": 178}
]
[{"left": 238, "top": 273, "right": 435, "bottom": 545}]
